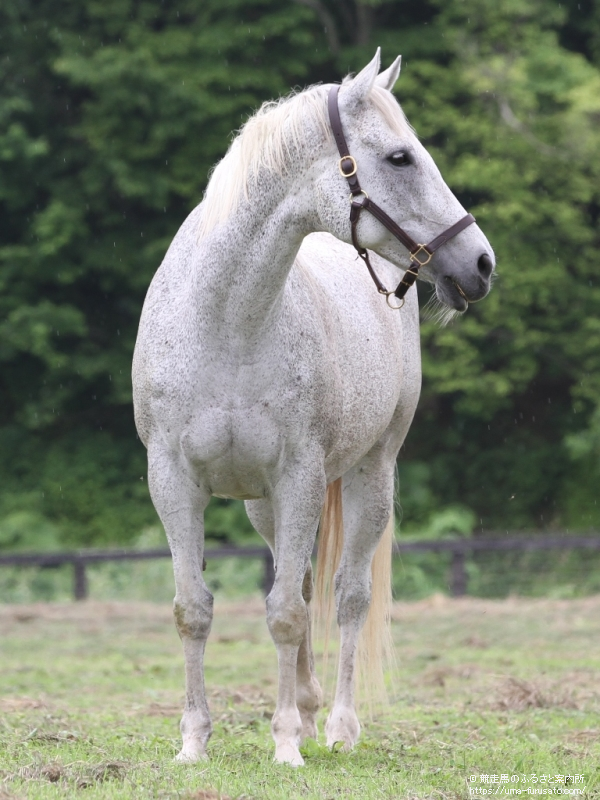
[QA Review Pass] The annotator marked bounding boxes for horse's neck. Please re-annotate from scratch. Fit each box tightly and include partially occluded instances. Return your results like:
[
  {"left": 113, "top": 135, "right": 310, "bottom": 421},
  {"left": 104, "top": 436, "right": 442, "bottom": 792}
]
[{"left": 195, "top": 176, "right": 315, "bottom": 339}]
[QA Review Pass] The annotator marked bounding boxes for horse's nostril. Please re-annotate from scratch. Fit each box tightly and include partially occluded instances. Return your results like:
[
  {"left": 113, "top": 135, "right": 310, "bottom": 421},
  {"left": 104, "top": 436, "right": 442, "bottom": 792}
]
[{"left": 477, "top": 253, "right": 494, "bottom": 280}]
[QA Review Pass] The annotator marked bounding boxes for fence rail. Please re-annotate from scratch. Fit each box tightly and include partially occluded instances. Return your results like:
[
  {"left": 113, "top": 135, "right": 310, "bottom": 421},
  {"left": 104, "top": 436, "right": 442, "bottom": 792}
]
[{"left": 1, "top": 534, "right": 600, "bottom": 601}]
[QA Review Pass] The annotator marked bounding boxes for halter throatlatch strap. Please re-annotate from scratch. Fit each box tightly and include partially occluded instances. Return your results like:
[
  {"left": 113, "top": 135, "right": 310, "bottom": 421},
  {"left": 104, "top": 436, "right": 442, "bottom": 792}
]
[{"left": 327, "top": 84, "right": 476, "bottom": 307}]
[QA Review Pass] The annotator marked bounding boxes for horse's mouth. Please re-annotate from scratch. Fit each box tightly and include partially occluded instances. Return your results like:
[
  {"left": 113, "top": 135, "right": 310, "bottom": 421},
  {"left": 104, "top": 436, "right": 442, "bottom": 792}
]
[
  {"left": 450, "top": 278, "right": 469, "bottom": 303},
  {"left": 435, "top": 276, "right": 469, "bottom": 311},
  {"left": 439, "top": 275, "right": 490, "bottom": 311}
]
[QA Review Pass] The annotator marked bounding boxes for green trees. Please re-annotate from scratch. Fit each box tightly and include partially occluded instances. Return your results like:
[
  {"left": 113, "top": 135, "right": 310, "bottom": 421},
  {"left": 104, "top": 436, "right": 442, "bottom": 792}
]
[
  {"left": 0, "top": 0, "right": 329, "bottom": 547},
  {"left": 1, "top": 0, "right": 599, "bottom": 549},
  {"left": 390, "top": 0, "right": 600, "bottom": 531}
]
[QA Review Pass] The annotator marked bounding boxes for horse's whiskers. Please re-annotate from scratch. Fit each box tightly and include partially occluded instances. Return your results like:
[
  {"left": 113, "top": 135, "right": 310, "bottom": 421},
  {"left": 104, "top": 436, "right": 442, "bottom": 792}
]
[{"left": 421, "top": 293, "right": 462, "bottom": 327}]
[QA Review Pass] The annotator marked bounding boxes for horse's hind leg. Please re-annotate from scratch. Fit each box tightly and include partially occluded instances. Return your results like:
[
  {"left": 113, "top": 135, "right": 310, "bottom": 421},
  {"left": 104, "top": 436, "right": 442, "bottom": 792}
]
[
  {"left": 325, "top": 450, "right": 395, "bottom": 750},
  {"left": 296, "top": 563, "right": 322, "bottom": 740},
  {"left": 246, "top": 499, "right": 322, "bottom": 744},
  {"left": 147, "top": 443, "right": 212, "bottom": 762}
]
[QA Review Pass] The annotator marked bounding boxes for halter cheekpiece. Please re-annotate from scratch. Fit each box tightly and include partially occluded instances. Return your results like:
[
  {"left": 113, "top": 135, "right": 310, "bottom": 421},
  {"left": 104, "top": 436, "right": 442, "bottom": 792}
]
[{"left": 328, "top": 85, "right": 476, "bottom": 309}]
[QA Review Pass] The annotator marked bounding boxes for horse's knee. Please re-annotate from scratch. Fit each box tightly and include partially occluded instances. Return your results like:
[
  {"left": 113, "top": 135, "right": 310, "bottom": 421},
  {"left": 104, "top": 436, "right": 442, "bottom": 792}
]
[
  {"left": 173, "top": 593, "right": 213, "bottom": 640},
  {"left": 266, "top": 588, "right": 307, "bottom": 646},
  {"left": 334, "top": 572, "right": 371, "bottom": 627}
]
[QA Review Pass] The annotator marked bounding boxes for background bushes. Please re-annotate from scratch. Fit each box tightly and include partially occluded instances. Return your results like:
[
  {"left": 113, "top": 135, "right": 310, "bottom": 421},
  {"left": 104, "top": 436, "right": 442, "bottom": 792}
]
[{"left": 1, "top": 0, "right": 600, "bottom": 552}]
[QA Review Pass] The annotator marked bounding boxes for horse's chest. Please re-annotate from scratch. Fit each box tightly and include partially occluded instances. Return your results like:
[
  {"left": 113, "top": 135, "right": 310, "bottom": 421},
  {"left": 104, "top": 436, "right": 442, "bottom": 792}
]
[{"left": 178, "top": 389, "right": 324, "bottom": 499}]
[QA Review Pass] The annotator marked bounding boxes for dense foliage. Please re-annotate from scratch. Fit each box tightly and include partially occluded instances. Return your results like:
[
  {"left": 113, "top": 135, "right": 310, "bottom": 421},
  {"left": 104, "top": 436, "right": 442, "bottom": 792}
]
[{"left": 1, "top": 0, "right": 599, "bottom": 550}]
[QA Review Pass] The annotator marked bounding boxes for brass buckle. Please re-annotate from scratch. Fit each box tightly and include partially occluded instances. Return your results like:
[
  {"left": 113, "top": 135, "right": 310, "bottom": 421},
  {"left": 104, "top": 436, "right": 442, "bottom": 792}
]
[
  {"left": 411, "top": 244, "right": 433, "bottom": 266},
  {"left": 339, "top": 156, "right": 357, "bottom": 177}
]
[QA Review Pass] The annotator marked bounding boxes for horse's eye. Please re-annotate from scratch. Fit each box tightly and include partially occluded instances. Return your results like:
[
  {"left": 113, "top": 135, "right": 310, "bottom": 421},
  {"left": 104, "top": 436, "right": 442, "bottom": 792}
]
[{"left": 387, "top": 152, "right": 411, "bottom": 167}]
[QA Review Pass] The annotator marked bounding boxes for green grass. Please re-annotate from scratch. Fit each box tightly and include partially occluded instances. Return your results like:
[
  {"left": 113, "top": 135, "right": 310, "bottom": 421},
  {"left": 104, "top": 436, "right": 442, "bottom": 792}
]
[{"left": 1, "top": 595, "right": 600, "bottom": 799}]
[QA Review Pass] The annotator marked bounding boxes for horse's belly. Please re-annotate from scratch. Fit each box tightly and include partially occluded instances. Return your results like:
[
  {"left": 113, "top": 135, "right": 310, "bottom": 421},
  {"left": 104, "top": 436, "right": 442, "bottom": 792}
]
[
  {"left": 323, "top": 383, "right": 403, "bottom": 478},
  {"left": 164, "top": 344, "right": 406, "bottom": 497}
]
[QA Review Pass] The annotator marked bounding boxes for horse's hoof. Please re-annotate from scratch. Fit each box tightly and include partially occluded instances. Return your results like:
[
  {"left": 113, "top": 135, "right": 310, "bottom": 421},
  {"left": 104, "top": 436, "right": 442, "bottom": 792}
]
[
  {"left": 325, "top": 707, "right": 360, "bottom": 751},
  {"left": 274, "top": 743, "right": 304, "bottom": 767},
  {"left": 175, "top": 747, "right": 208, "bottom": 763}
]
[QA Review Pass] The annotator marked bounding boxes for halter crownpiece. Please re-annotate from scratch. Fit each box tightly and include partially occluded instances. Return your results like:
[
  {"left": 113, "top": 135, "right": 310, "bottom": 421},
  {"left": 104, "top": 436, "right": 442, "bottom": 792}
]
[{"left": 327, "top": 85, "right": 476, "bottom": 309}]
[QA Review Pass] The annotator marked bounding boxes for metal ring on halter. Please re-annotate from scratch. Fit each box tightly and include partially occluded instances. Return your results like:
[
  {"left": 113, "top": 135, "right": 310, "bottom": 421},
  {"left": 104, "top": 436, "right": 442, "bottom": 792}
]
[
  {"left": 380, "top": 289, "right": 405, "bottom": 310},
  {"left": 349, "top": 189, "right": 368, "bottom": 203}
]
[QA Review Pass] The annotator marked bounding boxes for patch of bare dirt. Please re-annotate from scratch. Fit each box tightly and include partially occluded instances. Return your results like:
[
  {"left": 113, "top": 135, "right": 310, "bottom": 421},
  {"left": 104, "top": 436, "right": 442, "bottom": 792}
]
[
  {"left": 184, "top": 791, "right": 233, "bottom": 800},
  {"left": 209, "top": 685, "right": 274, "bottom": 726},
  {"left": 559, "top": 670, "right": 600, "bottom": 703},
  {"left": 135, "top": 686, "right": 275, "bottom": 724},
  {"left": 462, "top": 635, "right": 490, "bottom": 649},
  {"left": 214, "top": 596, "right": 265, "bottom": 618},
  {"left": 390, "top": 593, "right": 600, "bottom": 622},
  {"left": 551, "top": 744, "right": 581, "bottom": 757},
  {"left": 568, "top": 728, "right": 600, "bottom": 742},
  {"left": 143, "top": 702, "right": 181, "bottom": 717},
  {"left": 75, "top": 762, "right": 128, "bottom": 789},
  {"left": 0, "top": 788, "right": 26, "bottom": 800},
  {"left": 422, "top": 664, "right": 480, "bottom": 687},
  {"left": 0, "top": 598, "right": 269, "bottom": 640},
  {"left": 400, "top": 593, "right": 600, "bottom": 621},
  {"left": 40, "top": 763, "right": 63, "bottom": 783},
  {"left": 211, "top": 684, "right": 274, "bottom": 706},
  {"left": 0, "top": 697, "right": 47, "bottom": 712},
  {"left": 493, "top": 676, "right": 578, "bottom": 711},
  {"left": 15, "top": 762, "right": 66, "bottom": 783},
  {"left": 13, "top": 760, "right": 128, "bottom": 788},
  {"left": 214, "top": 632, "right": 259, "bottom": 644},
  {"left": 3, "top": 593, "right": 600, "bottom": 628},
  {"left": 26, "top": 729, "right": 81, "bottom": 743},
  {"left": 0, "top": 600, "right": 174, "bottom": 626}
]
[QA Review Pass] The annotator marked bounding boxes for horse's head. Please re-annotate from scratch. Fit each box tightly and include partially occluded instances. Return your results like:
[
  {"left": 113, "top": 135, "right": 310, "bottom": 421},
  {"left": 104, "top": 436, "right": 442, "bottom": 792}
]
[{"left": 314, "top": 50, "right": 494, "bottom": 311}]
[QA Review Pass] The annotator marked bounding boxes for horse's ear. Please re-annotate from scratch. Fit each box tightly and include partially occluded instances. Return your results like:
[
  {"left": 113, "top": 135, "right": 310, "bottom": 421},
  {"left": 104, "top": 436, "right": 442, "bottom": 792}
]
[
  {"left": 343, "top": 48, "right": 381, "bottom": 107},
  {"left": 375, "top": 56, "right": 401, "bottom": 92}
]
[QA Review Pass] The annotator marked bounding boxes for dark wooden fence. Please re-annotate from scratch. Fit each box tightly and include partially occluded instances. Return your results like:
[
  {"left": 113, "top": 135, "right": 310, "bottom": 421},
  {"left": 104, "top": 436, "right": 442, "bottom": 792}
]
[
  {"left": 0, "top": 545, "right": 274, "bottom": 601},
  {"left": 2, "top": 534, "right": 600, "bottom": 601}
]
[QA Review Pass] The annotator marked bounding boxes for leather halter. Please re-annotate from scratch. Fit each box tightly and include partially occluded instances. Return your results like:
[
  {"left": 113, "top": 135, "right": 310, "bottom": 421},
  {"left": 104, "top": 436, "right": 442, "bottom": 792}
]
[{"left": 328, "top": 85, "right": 476, "bottom": 308}]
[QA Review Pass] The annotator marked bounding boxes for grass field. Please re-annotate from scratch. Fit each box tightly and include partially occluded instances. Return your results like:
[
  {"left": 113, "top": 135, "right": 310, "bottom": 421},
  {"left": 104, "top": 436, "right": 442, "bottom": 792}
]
[{"left": 1, "top": 594, "right": 600, "bottom": 799}]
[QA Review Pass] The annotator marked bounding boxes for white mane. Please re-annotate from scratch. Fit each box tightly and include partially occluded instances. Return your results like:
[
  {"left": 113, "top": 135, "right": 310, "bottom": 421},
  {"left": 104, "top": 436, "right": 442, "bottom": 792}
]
[{"left": 197, "top": 83, "right": 411, "bottom": 240}]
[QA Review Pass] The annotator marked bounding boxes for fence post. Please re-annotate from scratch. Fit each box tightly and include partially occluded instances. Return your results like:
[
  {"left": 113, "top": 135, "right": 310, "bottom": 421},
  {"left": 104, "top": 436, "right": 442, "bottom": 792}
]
[
  {"left": 73, "top": 559, "right": 88, "bottom": 601},
  {"left": 262, "top": 550, "right": 275, "bottom": 596},
  {"left": 450, "top": 549, "right": 467, "bottom": 597}
]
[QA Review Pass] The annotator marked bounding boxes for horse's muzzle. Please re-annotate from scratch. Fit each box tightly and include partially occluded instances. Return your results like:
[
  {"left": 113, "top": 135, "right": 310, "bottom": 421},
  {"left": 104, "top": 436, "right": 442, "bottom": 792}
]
[{"left": 439, "top": 270, "right": 492, "bottom": 310}]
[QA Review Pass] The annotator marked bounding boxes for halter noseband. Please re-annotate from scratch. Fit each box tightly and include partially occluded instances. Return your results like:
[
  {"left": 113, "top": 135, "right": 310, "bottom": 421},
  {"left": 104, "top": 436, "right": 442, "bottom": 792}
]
[{"left": 328, "top": 85, "right": 476, "bottom": 309}]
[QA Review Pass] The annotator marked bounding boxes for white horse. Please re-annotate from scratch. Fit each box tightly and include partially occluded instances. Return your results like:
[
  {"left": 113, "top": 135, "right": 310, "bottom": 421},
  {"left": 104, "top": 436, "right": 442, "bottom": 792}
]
[{"left": 132, "top": 50, "right": 494, "bottom": 767}]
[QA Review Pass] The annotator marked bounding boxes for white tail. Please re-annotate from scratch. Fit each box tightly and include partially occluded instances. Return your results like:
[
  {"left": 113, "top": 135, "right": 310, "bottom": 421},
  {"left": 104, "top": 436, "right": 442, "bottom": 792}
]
[{"left": 314, "top": 478, "right": 395, "bottom": 705}]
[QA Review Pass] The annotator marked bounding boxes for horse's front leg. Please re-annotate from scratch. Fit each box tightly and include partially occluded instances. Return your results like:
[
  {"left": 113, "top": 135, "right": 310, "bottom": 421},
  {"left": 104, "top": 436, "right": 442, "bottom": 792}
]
[
  {"left": 325, "top": 453, "right": 395, "bottom": 751},
  {"left": 246, "top": 500, "right": 323, "bottom": 745},
  {"left": 265, "top": 466, "right": 325, "bottom": 766},
  {"left": 147, "top": 443, "right": 212, "bottom": 762}
]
